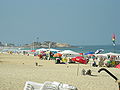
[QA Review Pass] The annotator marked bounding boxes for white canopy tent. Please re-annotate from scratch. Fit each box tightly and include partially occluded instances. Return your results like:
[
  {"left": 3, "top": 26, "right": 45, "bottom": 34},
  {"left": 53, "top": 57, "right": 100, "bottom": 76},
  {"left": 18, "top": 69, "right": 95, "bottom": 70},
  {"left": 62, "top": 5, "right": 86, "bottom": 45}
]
[
  {"left": 95, "top": 52, "right": 120, "bottom": 57},
  {"left": 46, "top": 48, "right": 61, "bottom": 52},
  {"left": 59, "top": 50, "right": 80, "bottom": 58},
  {"left": 36, "top": 48, "right": 61, "bottom": 52},
  {"left": 105, "top": 52, "right": 120, "bottom": 56},
  {"left": 36, "top": 48, "right": 47, "bottom": 52}
]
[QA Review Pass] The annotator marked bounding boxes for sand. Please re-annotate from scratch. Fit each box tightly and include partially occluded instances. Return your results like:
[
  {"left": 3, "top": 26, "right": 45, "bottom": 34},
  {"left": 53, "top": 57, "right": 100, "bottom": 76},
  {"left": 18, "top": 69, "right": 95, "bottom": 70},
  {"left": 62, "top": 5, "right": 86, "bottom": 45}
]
[{"left": 0, "top": 53, "right": 120, "bottom": 90}]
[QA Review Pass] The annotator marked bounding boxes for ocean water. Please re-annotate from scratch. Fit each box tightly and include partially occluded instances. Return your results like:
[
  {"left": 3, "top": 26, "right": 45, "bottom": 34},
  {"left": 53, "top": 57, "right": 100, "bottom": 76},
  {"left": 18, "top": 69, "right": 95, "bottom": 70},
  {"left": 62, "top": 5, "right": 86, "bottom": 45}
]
[
  {"left": 55, "top": 45, "right": 120, "bottom": 53},
  {"left": 23, "top": 45, "right": 120, "bottom": 54}
]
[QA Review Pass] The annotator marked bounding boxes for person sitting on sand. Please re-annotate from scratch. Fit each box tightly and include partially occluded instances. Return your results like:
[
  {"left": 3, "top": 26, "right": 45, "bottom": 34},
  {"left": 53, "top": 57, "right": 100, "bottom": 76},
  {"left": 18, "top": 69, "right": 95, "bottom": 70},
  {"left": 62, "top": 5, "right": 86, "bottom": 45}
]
[
  {"left": 81, "top": 69, "right": 86, "bottom": 75},
  {"left": 86, "top": 69, "right": 92, "bottom": 75},
  {"left": 92, "top": 61, "right": 98, "bottom": 67}
]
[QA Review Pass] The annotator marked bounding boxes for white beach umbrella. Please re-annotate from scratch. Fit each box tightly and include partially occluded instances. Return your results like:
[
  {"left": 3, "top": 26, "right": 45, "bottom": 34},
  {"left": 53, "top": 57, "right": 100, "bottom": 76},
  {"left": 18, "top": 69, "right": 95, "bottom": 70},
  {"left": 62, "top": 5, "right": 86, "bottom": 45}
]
[
  {"left": 46, "top": 48, "right": 61, "bottom": 52},
  {"left": 61, "top": 50, "right": 79, "bottom": 54},
  {"left": 95, "top": 53, "right": 108, "bottom": 57},
  {"left": 95, "top": 49, "right": 104, "bottom": 54},
  {"left": 105, "top": 52, "right": 120, "bottom": 56},
  {"left": 59, "top": 50, "right": 80, "bottom": 58},
  {"left": 20, "top": 50, "right": 31, "bottom": 53},
  {"left": 60, "top": 50, "right": 79, "bottom": 55},
  {"left": 36, "top": 48, "right": 47, "bottom": 52},
  {"left": 95, "top": 52, "right": 120, "bottom": 57}
]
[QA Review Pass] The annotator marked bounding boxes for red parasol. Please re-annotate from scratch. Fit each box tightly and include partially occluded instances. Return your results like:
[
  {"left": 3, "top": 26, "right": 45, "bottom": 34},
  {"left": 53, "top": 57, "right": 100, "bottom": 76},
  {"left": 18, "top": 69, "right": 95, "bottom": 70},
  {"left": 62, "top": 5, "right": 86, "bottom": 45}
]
[
  {"left": 79, "top": 53, "right": 83, "bottom": 55},
  {"left": 31, "top": 50, "right": 36, "bottom": 52},
  {"left": 115, "top": 64, "right": 120, "bottom": 69},
  {"left": 72, "top": 56, "right": 87, "bottom": 64}
]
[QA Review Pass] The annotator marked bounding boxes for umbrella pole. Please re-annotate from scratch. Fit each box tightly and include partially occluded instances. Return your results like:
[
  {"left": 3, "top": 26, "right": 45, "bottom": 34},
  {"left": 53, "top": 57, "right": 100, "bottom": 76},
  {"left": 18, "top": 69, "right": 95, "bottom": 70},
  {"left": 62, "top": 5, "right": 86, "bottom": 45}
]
[{"left": 77, "top": 63, "right": 80, "bottom": 76}]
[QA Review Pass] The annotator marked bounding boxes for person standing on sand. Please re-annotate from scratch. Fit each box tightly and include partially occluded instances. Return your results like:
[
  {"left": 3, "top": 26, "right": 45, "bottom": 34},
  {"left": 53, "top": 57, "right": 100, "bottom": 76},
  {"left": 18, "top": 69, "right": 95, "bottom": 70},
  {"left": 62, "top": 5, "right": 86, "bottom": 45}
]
[{"left": 99, "top": 57, "right": 104, "bottom": 67}]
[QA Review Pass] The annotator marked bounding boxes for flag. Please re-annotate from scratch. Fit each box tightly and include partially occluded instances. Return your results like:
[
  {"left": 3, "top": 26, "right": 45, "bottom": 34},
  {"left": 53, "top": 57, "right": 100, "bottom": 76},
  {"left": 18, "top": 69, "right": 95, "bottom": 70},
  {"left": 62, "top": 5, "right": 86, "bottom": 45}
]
[{"left": 112, "top": 34, "right": 116, "bottom": 46}]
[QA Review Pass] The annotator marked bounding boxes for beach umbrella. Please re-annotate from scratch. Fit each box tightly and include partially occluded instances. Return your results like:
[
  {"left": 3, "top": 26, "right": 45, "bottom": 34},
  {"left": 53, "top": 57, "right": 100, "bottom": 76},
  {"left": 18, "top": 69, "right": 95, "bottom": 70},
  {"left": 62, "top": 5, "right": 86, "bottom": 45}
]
[
  {"left": 21, "top": 50, "right": 31, "bottom": 53},
  {"left": 79, "top": 53, "right": 83, "bottom": 55},
  {"left": 106, "top": 52, "right": 120, "bottom": 56},
  {"left": 60, "top": 50, "right": 79, "bottom": 55},
  {"left": 31, "top": 50, "right": 36, "bottom": 52},
  {"left": 42, "top": 53, "right": 46, "bottom": 56},
  {"left": 95, "top": 49, "right": 104, "bottom": 54},
  {"left": 88, "top": 54, "right": 94, "bottom": 56},
  {"left": 47, "top": 48, "right": 61, "bottom": 52},
  {"left": 53, "top": 53, "right": 62, "bottom": 57},
  {"left": 40, "top": 51, "right": 45, "bottom": 53},
  {"left": 94, "top": 53, "right": 108, "bottom": 57},
  {"left": 72, "top": 56, "right": 87, "bottom": 64},
  {"left": 60, "top": 50, "right": 80, "bottom": 58},
  {"left": 84, "top": 51, "right": 94, "bottom": 55},
  {"left": 115, "top": 64, "right": 120, "bottom": 69},
  {"left": 36, "top": 48, "right": 47, "bottom": 52}
]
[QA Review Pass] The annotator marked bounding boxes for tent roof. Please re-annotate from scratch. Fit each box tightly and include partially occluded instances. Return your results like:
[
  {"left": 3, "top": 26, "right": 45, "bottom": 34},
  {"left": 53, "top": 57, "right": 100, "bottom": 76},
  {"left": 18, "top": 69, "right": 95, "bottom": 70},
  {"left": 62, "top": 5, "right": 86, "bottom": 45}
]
[
  {"left": 36, "top": 48, "right": 47, "bottom": 52},
  {"left": 59, "top": 50, "right": 79, "bottom": 55},
  {"left": 47, "top": 48, "right": 61, "bottom": 52},
  {"left": 95, "top": 52, "right": 120, "bottom": 57}
]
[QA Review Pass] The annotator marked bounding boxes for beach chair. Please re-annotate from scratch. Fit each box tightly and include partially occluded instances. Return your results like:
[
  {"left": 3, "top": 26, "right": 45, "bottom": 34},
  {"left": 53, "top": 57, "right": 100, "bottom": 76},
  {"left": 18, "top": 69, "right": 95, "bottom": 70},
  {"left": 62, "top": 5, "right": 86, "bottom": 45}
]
[
  {"left": 40, "top": 81, "right": 78, "bottom": 90},
  {"left": 24, "top": 81, "right": 78, "bottom": 90},
  {"left": 24, "top": 81, "right": 43, "bottom": 90}
]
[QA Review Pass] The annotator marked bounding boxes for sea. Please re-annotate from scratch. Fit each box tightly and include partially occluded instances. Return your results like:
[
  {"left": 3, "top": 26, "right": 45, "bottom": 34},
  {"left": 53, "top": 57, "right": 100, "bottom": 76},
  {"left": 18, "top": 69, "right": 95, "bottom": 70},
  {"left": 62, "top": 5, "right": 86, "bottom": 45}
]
[
  {"left": 30, "top": 45, "right": 120, "bottom": 54},
  {"left": 54, "top": 45, "right": 120, "bottom": 53},
  {"left": 1, "top": 45, "right": 120, "bottom": 54}
]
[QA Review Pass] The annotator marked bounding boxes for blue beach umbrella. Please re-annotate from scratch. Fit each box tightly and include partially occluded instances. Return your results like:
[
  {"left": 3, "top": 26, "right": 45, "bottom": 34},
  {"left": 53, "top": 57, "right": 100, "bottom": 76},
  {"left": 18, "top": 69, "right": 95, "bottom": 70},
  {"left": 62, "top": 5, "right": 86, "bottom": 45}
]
[{"left": 84, "top": 51, "right": 95, "bottom": 55}]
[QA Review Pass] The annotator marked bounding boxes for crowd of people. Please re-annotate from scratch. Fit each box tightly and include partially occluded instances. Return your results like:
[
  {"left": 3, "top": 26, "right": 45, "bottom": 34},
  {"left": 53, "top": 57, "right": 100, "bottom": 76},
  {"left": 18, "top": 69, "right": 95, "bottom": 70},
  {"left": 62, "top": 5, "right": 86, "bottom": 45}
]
[
  {"left": 91, "top": 55, "right": 120, "bottom": 68},
  {"left": 2, "top": 49, "right": 120, "bottom": 68}
]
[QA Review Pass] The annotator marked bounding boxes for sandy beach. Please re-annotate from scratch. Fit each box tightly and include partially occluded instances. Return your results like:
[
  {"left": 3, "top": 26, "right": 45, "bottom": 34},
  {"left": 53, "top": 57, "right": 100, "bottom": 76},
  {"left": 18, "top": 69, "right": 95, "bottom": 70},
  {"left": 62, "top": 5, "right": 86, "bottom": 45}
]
[{"left": 0, "top": 53, "right": 120, "bottom": 90}]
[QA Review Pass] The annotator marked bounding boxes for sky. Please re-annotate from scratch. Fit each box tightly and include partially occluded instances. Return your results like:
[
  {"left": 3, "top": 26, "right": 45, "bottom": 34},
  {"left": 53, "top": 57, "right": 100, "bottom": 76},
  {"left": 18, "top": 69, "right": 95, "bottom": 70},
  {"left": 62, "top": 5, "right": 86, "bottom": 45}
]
[{"left": 0, "top": 0, "right": 120, "bottom": 46}]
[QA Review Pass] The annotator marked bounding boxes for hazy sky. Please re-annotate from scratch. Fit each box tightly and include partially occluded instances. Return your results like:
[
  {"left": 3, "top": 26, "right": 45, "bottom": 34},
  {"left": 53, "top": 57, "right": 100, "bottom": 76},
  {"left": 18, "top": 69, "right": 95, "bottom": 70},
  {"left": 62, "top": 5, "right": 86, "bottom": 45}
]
[{"left": 0, "top": 0, "right": 120, "bottom": 45}]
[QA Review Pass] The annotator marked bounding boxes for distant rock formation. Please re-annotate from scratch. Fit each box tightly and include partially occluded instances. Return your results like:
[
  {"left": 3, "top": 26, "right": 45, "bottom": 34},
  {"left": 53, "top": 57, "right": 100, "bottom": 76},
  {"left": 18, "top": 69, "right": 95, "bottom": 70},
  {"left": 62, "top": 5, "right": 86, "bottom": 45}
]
[
  {"left": 55, "top": 43, "right": 70, "bottom": 47},
  {"left": 22, "top": 41, "right": 75, "bottom": 48}
]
